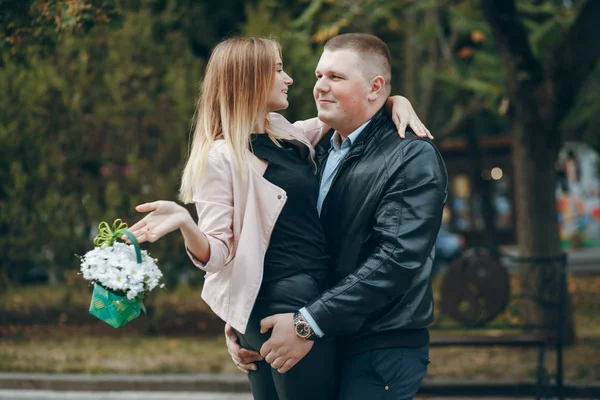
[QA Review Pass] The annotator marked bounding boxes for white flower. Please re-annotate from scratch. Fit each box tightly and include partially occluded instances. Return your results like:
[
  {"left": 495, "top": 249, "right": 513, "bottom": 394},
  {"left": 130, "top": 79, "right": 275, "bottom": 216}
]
[{"left": 79, "top": 241, "right": 163, "bottom": 299}]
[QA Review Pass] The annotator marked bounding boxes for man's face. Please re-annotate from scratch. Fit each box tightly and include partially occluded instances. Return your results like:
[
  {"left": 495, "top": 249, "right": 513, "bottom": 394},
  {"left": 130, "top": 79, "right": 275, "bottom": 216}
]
[{"left": 313, "top": 49, "right": 372, "bottom": 136}]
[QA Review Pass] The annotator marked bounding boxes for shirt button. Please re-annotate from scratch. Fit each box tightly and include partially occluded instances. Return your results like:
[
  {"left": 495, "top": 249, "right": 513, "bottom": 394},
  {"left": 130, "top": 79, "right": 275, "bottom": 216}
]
[
  {"left": 385, "top": 386, "right": 389, "bottom": 391},
  {"left": 277, "top": 195, "right": 282, "bottom": 200}
]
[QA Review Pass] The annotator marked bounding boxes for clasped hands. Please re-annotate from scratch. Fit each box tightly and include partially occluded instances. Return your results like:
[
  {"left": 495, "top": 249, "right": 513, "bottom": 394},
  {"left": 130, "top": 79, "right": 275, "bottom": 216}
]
[{"left": 226, "top": 313, "right": 314, "bottom": 374}]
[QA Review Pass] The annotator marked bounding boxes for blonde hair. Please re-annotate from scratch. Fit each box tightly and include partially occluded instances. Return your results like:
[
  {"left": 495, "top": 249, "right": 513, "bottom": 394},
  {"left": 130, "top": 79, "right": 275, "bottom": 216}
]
[{"left": 179, "top": 37, "right": 282, "bottom": 203}]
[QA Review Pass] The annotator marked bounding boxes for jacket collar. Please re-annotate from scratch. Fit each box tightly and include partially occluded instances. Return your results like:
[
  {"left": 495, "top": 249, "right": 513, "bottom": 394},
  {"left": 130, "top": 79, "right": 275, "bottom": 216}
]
[
  {"left": 330, "top": 119, "right": 371, "bottom": 151},
  {"left": 345, "top": 106, "right": 390, "bottom": 156}
]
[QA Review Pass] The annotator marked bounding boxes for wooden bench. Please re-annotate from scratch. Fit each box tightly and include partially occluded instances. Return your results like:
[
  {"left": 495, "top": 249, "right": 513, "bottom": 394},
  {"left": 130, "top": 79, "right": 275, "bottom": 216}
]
[{"left": 429, "top": 248, "right": 568, "bottom": 400}]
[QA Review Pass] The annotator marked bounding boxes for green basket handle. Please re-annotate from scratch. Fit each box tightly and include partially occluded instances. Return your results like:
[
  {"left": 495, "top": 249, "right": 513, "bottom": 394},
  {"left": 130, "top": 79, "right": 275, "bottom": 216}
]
[
  {"left": 116, "top": 230, "right": 142, "bottom": 264},
  {"left": 93, "top": 219, "right": 142, "bottom": 264}
]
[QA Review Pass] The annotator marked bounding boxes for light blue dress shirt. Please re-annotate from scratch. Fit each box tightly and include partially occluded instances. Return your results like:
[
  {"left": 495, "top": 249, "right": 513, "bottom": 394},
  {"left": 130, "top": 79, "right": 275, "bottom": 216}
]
[
  {"left": 316, "top": 120, "right": 371, "bottom": 214},
  {"left": 301, "top": 119, "right": 371, "bottom": 337}
]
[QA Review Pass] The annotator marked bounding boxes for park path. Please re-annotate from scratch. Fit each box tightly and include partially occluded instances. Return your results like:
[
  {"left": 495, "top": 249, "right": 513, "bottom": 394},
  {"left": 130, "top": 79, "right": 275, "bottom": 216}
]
[
  {"left": 0, "top": 391, "right": 247, "bottom": 400},
  {"left": 0, "top": 391, "right": 541, "bottom": 400}
]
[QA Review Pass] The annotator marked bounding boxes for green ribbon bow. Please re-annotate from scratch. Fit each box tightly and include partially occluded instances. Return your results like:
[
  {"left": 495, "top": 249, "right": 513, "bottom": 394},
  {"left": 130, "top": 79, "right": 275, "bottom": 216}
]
[{"left": 93, "top": 219, "right": 142, "bottom": 264}]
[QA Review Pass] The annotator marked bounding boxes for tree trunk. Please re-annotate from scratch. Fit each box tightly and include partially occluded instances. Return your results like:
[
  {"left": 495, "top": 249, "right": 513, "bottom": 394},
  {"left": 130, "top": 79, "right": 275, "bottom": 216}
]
[
  {"left": 511, "top": 120, "right": 576, "bottom": 344},
  {"left": 481, "top": 0, "right": 588, "bottom": 345},
  {"left": 512, "top": 125, "right": 561, "bottom": 257}
]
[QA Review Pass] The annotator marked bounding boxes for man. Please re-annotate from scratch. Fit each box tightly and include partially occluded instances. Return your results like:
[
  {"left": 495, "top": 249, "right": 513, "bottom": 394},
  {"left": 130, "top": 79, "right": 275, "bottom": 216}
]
[{"left": 227, "top": 33, "right": 448, "bottom": 399}]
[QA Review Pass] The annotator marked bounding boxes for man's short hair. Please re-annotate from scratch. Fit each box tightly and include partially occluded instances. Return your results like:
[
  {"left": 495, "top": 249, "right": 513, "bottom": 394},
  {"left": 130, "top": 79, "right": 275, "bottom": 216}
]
[{"left": 324, "top": 33, "right": 392, "bottom": 94}]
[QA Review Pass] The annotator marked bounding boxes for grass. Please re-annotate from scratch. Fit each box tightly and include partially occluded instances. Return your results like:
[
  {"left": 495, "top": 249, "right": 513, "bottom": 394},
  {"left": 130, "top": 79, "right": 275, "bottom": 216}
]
[
  {"left": 427, "top": 339, "right": 600, "bottom": 382},
  {"left": 0, "top": 334, "right": 598, "bottom": 381},
  {"left": 0, "top": 282, "right": 214, "bottom": 314},
  {"left": 0, "top": 275, "right": 599, "bottom": 381},
  {"left": 0, "top": 335, "right": 238, "bottom": 374}
]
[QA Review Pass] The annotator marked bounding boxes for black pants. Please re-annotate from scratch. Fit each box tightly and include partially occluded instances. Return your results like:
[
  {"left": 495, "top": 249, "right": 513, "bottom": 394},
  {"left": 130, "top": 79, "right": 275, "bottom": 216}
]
[{"left": 234, "top": 274, "right": 336, "bottom": 400}]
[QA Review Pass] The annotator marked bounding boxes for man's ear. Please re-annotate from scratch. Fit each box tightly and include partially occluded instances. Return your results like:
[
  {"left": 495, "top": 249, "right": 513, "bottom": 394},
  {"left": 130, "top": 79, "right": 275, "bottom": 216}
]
[{"left": 368, "top": 76, "right": 386, "bottom": 102}]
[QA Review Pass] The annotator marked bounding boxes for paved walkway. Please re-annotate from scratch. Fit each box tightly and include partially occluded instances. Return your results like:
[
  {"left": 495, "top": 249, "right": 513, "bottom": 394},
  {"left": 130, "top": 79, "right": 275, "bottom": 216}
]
[
  {"left": 0, "top": 392, "right": 247, "bottom": 400},
  {"left": 0, "top": 391, "right": 249, "bottom": 400},
  {"left": 0, "top": 391, "right": 533, "bottom": 400},
  {"left": 2, "top": 373, "right": 598, "bottom": 396},
  {"left": 0, "top": 373, "right": 249, "bottom": 393}
]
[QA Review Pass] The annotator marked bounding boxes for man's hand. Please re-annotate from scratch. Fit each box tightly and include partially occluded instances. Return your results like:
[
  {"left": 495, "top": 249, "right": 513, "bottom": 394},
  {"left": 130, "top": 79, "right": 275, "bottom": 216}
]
[
  {"left": 259, "top": 313, "right": 314, "bottom": 374},
  {"left": 224, "top": 323, "right": 263, "bottom": 374}
]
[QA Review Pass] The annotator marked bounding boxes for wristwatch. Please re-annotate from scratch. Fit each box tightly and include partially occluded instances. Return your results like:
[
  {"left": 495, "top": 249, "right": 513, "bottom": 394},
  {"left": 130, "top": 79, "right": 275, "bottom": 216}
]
[{"left": 293, "top": 311, "right": 318, "bottom": 340}]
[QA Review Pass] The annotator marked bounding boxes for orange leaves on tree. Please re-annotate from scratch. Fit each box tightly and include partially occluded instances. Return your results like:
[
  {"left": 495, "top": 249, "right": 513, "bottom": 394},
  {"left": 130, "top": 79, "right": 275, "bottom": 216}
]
[
  {"left": 457, "top": 47, "right": 474, "bottom": 59},
  {"left": 471, "top": 30, "right": 486, "bottom": 44}
]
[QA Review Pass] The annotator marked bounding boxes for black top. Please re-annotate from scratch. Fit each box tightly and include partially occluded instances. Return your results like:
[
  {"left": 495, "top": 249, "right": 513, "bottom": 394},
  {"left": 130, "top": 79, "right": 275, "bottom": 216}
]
[{"left": 250, "top": 133, "right": 329, "bottom": 287}]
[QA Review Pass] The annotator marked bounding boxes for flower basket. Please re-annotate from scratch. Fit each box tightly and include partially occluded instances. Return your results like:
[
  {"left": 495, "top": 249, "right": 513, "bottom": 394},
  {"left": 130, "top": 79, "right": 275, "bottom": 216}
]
[
  {"left": 89, "top": 282, "right": 145, "bottom": 328},
  {"left": 80, "top": 219, "right": 163, "bottom": 328}
]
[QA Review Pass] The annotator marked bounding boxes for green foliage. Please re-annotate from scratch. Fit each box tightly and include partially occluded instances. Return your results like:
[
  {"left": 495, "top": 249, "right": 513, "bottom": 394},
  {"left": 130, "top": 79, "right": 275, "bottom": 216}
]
[
  {"left": 518, "top": 0, "right": 581, "bottom": 58},
  {"left": 242, "top": 0, "right": 322, "bottom": 121},
  {"left": 563, "top": 63, "right": 600, "bottom": 152},
  {"left": 514, "top": 0, "right": 600, "bottom": 145},
  {"left": 0, "top": 0, "right": 121, "bottom": 56},
  {"left": 1, "top": 0, "right": 598, "bottom": 287},
  {"left": 0, "top": 1, "right": 202, "bottom": 286}
]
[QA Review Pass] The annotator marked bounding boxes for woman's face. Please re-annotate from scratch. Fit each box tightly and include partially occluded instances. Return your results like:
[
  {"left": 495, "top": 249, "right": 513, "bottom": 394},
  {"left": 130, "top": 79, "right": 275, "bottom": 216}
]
[{"left": 266, "top": 56, "right": 293, "bottom": 112}]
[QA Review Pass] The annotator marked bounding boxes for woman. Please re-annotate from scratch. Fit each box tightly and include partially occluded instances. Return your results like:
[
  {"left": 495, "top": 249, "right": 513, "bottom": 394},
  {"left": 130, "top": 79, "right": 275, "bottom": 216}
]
[{"left": 129, "top": 37, "right": 428, "bottom": 399}]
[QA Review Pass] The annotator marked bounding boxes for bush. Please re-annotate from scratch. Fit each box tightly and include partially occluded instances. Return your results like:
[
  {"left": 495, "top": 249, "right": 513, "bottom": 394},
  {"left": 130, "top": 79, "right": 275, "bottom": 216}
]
[{"left": 0, "top": 5, "right": 203, "bottom": 287}]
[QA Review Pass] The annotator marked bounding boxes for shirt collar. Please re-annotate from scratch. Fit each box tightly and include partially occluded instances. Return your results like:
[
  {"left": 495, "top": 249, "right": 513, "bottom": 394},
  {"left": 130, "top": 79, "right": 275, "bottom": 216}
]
[{"left": 330, "top": 120, "right": 372, "bottom": 151}]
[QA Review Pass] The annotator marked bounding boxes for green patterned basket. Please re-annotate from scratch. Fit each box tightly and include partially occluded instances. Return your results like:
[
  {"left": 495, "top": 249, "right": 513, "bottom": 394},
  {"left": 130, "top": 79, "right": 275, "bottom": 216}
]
[
  {"left": 88, "top": 225, "right": 147, "bottom": 328},
  {"left": 89, "top": 283, "right": 145, "bottom": 328}
]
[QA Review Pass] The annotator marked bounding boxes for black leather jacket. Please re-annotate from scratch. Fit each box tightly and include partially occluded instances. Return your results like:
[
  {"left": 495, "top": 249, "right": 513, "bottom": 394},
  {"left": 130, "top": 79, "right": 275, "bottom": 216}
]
[{"left": 304, "top": 107, "right": 448, "bottom": 347}]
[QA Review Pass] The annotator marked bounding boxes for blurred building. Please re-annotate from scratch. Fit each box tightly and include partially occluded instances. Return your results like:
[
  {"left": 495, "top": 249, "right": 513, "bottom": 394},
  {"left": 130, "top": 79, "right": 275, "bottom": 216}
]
[
  {"left": 438, "top": 137, "right": 600, "bottom": 249},
  {"left": 438, "top": 136, "right": 514, "bottom": 248}
]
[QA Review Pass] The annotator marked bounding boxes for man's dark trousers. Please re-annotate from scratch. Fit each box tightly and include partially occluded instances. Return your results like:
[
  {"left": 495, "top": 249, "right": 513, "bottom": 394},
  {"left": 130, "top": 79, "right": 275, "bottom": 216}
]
[{"left": 337, "top": 344, "right": 430, "bottom": 400}]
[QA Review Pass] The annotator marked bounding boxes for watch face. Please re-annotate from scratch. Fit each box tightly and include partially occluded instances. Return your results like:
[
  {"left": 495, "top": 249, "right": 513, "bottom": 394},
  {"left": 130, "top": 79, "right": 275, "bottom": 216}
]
[{"left": 294, "top": 321, "right": 311, "bottom": 339}]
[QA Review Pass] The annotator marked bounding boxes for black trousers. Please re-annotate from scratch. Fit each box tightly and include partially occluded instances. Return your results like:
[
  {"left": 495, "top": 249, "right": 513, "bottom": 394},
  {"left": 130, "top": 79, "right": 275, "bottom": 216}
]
[{"left": 234, "top": 274, "right": 336, "bottom": 400}]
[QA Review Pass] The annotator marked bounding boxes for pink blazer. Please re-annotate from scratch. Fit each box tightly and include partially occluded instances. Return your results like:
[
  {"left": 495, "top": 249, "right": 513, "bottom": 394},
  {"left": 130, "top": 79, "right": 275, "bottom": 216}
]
[{"left": 187, "top": 114, "right": 328, "bottom": 333}]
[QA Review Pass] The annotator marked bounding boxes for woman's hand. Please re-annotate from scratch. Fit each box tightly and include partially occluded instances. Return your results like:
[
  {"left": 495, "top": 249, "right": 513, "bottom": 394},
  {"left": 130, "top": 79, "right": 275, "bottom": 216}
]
[
  {"left": 128, "top": 201, "right": 190, "bottom": 244},
  {"left": 388, "top": 96, "right": 433, "bottom": 140},
  {"left": 224, "top": 323, "right": 262, "bottom": 374}
]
